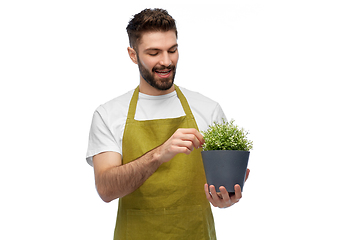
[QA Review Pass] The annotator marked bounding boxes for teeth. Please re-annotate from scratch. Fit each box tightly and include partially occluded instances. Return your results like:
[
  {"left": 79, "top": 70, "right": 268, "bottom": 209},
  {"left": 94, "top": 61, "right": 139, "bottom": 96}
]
[{"left": 156, "top": 70, "right": 170, "bottom": 75}]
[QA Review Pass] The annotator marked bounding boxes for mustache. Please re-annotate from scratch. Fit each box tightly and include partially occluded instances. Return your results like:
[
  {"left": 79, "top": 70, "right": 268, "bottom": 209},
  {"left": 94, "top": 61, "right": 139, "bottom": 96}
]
[{"left": 152, "top": 64, "right": 176, "bottom": 72}]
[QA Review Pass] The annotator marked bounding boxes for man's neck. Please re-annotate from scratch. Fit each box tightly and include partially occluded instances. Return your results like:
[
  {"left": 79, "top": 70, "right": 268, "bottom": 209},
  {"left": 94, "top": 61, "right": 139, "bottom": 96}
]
[{"left": 139, "top": 78, "right": 175, "bottom": 96}]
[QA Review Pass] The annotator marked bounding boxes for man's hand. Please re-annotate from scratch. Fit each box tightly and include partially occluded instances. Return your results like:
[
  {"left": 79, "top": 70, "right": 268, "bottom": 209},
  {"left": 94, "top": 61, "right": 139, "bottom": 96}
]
[
  {"left": 155, "top": 128, "right": 204, "bottom": 164},
  {"left": 204, "top": 168, "right": 250, "bottom": 208},
  {"left": 93, "top": 128, "right": 204, "bottom": 202}
]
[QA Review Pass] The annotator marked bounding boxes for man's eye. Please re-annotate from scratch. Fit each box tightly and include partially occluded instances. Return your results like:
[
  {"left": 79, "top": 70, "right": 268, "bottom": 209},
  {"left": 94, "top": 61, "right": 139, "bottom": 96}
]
[
  {"left": 149, "top": 52, "right": 158, "bottom": 56},
  {"left": 169, "top": 49, "right": 177, "bottom": 54}
]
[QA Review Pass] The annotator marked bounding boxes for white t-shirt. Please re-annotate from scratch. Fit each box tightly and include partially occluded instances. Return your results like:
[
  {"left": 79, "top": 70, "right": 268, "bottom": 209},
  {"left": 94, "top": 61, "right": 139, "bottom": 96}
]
[{"left": 86, "top": 86, "right": 226, "bottom": 166}]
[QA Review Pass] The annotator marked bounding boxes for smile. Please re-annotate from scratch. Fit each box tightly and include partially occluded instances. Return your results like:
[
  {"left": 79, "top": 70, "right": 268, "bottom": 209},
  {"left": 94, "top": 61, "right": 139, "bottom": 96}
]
[{"left": 155, "top": 69, "right": 172, "bottom": 78}]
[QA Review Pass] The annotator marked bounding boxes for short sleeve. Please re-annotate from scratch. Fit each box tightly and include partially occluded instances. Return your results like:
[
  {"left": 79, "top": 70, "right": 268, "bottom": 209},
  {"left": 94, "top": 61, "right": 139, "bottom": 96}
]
[
  {"left": 86, "top": 107, "right": 121, "bottom": 166},
  {"left": 211, "top": 103, "right": 227, "bottom": 124}
]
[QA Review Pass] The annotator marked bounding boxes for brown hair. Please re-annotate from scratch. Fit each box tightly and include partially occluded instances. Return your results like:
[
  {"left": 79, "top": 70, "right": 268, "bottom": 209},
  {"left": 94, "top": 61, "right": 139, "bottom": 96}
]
[{"left": 126, "top": 8, "right": 178, "bottom": 50}]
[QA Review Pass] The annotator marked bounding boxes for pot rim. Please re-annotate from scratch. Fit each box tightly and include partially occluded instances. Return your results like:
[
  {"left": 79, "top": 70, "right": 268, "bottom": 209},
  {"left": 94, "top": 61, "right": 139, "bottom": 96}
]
[{"left": 202, "top": 150, "right": 250, "bottom": 153}]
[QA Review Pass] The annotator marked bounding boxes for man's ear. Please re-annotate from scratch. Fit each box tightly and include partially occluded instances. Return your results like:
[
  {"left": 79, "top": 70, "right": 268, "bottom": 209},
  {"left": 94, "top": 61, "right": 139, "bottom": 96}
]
[{"left": 127, "top": 47, "right": 138, "bottom": 64}]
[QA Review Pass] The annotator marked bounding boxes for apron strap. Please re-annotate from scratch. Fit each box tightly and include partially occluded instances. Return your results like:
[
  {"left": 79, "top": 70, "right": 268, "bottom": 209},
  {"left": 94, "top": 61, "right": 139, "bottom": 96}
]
[
  {"left": 174, "top": 85, "right": 193, "bottom": 119},
  {"left": 126, "top": 86, "right": 140, "bottom": 120}
]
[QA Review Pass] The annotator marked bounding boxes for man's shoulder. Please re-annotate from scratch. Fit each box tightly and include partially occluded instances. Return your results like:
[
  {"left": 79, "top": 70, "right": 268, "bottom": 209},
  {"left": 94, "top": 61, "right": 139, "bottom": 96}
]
[
  {"left": 178, "top": 86, "right": 226, "bottom": 131},
  {"left": 95, "top": 89, "right": 134, "bottom": 116},
  {"left": 179, "top": 86, "right": 219, "bottom": 106}
]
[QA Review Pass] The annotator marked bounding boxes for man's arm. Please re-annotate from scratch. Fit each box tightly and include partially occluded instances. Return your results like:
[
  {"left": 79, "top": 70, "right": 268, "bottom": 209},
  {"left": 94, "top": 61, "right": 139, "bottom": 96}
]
[{"left": 93, "top": 128, "right": 204, "bottom": 203}]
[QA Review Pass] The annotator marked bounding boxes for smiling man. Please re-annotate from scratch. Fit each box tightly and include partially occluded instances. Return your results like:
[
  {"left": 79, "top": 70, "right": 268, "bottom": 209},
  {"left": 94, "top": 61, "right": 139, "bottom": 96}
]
[
  {"left": 86, "top": 8, "right": 249, "bottom": 240},
  {"left": 128, "top": 30, "right": 178, "bottom": 94}
]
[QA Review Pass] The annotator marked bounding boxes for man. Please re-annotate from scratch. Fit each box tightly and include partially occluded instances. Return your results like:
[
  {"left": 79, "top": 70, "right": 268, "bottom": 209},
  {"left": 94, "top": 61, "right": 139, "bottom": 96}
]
[{"left": 86, "top": 8, "right": 249, "bottom": 239}]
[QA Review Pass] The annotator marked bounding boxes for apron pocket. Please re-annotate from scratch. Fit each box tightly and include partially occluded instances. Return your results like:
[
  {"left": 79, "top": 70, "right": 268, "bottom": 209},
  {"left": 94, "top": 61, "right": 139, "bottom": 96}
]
[{"left": 126, "top": 205, "right": 205, "bottom": 240}]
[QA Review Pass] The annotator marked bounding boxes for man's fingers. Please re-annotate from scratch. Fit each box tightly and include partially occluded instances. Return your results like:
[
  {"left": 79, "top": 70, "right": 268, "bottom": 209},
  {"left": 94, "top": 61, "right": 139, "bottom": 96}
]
[
  {"left": 204, "top": 184, "right": 217, "bottom": 207},
  {"left": 192, "top": 129, "right": 205, "bottom": 146},
  {"left": 205, "top": 184, "right": 245, "bottom": 208},
  {"left": 177, "top": 128, "right": 204, "bottom": 147},
  {"left": 209, "top": 185, "right": 221, "bottom": 202},
  {"left": 233, "top": 184, "right": 242, "bottom": 200},
  {"left": 245, "top": 168, "right": 250, "bottom": 182},
  {"left": 204, "top": 184, "right": 211, "bottom": 200},
  {"left": 159, "top": 128, "right": 204, "bottom": 162},
  {"left": 219, "top": 186, "right": 231, "bottom": 203}
]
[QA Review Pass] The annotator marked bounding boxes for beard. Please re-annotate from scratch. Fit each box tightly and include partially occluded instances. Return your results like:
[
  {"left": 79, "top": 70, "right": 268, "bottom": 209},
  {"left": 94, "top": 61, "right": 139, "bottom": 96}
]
[{"left": 136, "top": 54, "right": 176, "bottom": 91}]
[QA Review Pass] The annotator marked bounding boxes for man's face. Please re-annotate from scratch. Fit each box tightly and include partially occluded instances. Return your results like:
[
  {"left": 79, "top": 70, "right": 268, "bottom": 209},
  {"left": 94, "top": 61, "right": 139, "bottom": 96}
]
[{"left": 135, "top": 31, "right": 179, "bottom": 91}]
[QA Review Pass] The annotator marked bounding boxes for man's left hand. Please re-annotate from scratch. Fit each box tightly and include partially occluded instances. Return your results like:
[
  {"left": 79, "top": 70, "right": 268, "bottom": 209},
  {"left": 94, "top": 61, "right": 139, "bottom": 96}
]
[{"left": 204, "top": 169, "right": 250, "bottom": 208}]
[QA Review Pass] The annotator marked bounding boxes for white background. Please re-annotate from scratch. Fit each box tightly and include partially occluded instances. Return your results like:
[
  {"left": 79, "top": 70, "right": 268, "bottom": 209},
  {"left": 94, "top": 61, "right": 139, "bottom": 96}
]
[{"left": 1, "top": 0, "right": 349, "bottom": 239}]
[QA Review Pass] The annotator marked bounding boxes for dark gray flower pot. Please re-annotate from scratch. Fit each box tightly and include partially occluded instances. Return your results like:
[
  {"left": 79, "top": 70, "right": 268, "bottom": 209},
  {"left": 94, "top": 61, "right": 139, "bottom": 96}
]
[{"left": 201, "top": 150, "right": 250, "bottom": 193}]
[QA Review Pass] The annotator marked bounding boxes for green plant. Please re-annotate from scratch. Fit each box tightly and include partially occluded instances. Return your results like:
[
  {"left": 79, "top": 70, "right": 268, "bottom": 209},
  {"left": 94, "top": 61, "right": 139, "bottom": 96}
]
[{"left": 202, "top": 119, "right": 253, "bottom": 151}]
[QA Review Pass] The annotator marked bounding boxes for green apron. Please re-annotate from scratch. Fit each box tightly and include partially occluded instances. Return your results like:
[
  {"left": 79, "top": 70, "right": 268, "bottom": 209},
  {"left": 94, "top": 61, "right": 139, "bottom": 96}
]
[{"left": 114, "top": 85, "right": 216, "bottom": 240}]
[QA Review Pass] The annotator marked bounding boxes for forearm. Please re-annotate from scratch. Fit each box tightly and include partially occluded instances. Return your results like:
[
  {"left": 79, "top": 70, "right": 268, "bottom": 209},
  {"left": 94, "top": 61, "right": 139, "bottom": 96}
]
[
  {"left": 94, "top": 128, "right": 204, "bottom": 203},
  {"left": 96, "top": 148, "right": 162, "bottom": 202}
]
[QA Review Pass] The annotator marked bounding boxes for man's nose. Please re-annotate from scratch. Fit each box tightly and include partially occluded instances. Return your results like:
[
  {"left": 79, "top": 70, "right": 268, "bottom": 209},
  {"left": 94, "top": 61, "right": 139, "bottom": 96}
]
[{"left": 159, "top": 52, "right": 172, "bottom": 67}]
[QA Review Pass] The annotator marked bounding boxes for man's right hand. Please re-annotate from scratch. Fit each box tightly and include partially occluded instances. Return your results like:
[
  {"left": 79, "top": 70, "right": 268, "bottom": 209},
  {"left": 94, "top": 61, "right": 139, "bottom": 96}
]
[
  {"left": 155, "top": 128, "right": 204, "bottom": 164},
  {"left": 93, "top": 128, "right": 204, "bottom": 202}
]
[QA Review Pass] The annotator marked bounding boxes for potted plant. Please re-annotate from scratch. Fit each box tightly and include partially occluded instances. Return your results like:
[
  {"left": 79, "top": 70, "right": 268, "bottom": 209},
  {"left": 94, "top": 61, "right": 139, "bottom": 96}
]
[{"left": 201, "top": 119, "right": 253, "bottom": 193}]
